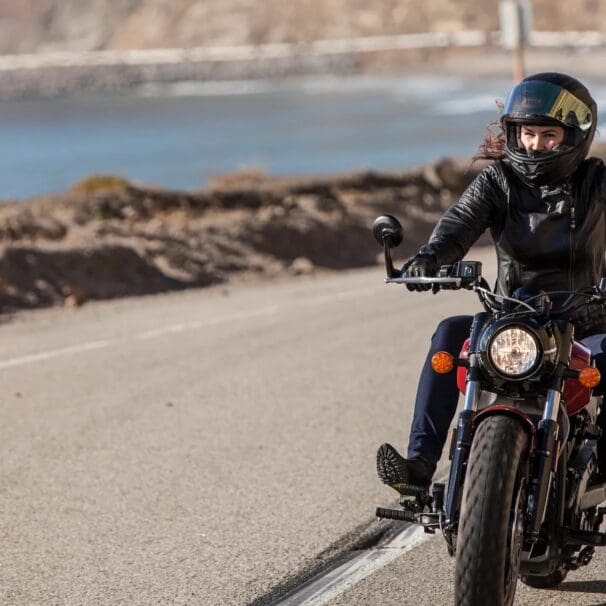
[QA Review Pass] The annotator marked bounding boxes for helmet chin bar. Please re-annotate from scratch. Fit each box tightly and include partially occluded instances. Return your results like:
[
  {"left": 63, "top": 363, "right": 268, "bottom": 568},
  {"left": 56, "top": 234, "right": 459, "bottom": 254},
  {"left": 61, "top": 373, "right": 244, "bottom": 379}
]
[
  {"left": 518, "top": 144, "right": 572, "bottom": 159},
  {"left": 506, "top": 143, "right": 578, "bottom": 187}
]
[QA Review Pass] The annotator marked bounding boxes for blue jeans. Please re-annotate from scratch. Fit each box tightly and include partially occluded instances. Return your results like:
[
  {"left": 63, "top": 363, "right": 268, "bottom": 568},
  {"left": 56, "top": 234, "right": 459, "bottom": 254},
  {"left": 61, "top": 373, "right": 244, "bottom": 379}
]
[{"left": 407, "top": 316, "right": 606, "bottom": 466}]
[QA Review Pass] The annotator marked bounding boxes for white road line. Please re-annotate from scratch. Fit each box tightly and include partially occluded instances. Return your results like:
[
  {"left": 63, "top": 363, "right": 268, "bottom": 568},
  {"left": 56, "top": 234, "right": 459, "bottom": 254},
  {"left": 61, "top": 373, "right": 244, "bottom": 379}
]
[
  {"left": 0, "top": 284, "right": 378, "bottom": 370},
  {"left": 277, "top": 472, "right": 449, "bottom": 605},
  {"left": 0, "top": 306, "right": 279, "bottom": 370},
  {"left": 0, "top": 339, "right": 113, "bottom": 370},
  {"left": 276, "top": 525, "right": 431, "bottom": 605}
]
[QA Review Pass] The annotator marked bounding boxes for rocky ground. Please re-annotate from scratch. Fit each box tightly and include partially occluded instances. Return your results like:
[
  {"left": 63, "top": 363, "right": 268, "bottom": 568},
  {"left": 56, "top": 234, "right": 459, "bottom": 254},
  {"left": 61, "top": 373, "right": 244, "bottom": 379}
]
[{"left": 0, "top": 157, "right": 484, "bottom": 312}]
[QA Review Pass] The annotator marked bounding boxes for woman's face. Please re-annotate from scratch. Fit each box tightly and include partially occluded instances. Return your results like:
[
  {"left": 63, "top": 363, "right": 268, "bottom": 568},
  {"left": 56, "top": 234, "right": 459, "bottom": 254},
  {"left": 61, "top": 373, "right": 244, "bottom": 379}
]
[{"left": 519, "top": 124, "right": 565, "bottom": 152}]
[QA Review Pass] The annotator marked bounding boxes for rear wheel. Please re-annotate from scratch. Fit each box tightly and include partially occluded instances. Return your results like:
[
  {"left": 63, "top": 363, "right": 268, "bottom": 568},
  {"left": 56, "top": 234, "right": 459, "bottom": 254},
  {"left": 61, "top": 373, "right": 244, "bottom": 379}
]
[{"left": 455, "top": 415, "right": 529, "bottom": 606}]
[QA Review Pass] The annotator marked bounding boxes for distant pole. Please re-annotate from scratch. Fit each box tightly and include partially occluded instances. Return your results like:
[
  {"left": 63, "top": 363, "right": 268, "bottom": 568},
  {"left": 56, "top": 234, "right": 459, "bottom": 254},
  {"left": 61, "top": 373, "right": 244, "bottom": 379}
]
[
  {"left": 513, "top": 22, "right": 525, "bottom": 83},
  {"left": 500, "top": 0, "right": 533, "bottom": 82}
]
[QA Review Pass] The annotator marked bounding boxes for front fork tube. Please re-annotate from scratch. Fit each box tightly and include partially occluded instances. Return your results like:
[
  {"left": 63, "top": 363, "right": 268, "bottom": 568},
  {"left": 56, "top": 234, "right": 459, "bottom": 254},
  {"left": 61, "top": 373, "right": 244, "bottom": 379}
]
[
  {"left": 444, "top": 359, "right": 481, "bottom": 526},
  {"left": 528, "top": 324, "right": 572, "bottom": 539},
  {"left": 528, "top": 389, "right": 561, "bottom": 538},
  {"left": 444, "top": 408, "right": 474, "bottom": 526},
  {"left": 444, "top": 313, "right": 488, "bottom": 527}
]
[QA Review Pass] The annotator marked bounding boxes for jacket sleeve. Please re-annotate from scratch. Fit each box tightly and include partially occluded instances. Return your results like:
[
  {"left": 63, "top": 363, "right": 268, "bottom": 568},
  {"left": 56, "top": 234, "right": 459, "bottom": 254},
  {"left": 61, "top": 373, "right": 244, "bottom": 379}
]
[{"left": 418, "top": 162, "right": 507, "bottom": 266}]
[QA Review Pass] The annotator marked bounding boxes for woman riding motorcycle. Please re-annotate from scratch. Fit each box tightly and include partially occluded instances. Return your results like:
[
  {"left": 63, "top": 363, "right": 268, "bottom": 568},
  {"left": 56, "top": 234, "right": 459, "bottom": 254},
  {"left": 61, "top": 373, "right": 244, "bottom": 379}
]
[{"left": 377, "top": 72, "right": 606, "bottom": 492}]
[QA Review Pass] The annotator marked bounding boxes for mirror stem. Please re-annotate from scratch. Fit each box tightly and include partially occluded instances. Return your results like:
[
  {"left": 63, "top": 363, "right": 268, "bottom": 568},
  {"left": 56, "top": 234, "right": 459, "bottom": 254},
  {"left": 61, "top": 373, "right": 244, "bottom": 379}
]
[{"left": 383, "top": 237, "right": 401, "bottom": 278}]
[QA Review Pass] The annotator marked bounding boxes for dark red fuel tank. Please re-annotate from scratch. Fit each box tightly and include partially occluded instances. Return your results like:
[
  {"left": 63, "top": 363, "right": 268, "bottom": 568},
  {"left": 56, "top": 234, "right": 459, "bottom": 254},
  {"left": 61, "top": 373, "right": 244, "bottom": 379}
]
[
  {"left": 457, "top": 339, "right": 470, "bottom": 394},
  {"left": 456, "top": 339, "right": 593, "bottom": 415}
]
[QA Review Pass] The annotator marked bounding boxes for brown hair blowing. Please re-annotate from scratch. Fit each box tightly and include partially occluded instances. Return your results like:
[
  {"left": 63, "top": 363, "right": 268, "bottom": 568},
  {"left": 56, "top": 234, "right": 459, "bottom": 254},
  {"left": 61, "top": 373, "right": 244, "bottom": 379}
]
[
  {"left": 475, "top": 122, "right": 506, "bottom": 161},
  {"left": 473, "top": 100, "right": 506, "bottom": 162}
]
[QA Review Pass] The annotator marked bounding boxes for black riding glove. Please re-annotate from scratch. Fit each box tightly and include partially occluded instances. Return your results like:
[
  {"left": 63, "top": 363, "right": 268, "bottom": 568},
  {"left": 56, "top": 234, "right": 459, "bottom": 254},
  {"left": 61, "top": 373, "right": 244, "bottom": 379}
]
[{"left": 401, "top": 254, "right": 438, "bottom": 291}]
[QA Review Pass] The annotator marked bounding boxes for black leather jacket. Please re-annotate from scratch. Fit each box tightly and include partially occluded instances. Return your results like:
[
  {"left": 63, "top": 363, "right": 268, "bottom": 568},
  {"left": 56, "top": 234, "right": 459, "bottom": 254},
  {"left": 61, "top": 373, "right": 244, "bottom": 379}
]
[{"left": 418, "top": 157, "right": 606, "bottom": 338}]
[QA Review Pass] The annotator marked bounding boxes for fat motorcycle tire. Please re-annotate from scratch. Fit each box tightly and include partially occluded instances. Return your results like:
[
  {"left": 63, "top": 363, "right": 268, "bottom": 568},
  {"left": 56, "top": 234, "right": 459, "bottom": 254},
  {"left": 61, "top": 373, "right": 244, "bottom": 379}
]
[{"left": 454, "top": 415, "right": 529, "bottom": 606}]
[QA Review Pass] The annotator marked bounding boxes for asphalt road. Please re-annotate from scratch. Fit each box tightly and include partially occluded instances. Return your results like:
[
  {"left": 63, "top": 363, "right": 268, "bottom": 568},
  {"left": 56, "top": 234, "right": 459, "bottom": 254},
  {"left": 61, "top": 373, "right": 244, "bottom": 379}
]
[{"left": 1, "top": 246, "right": 605, "bottom": 605}]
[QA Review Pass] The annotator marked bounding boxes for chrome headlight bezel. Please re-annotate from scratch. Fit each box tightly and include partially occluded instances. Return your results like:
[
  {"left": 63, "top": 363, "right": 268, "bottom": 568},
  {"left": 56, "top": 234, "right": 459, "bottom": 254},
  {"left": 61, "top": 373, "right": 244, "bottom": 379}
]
[{"left": 484, "top": 323, "right": 543, "bottom": 381}]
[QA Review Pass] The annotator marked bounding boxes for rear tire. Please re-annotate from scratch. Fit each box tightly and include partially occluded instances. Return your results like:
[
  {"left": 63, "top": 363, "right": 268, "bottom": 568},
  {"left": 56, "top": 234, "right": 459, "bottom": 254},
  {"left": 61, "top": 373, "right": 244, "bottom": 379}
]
[{"left": 455, "top": 416, "right": 529, "bottom": 606}]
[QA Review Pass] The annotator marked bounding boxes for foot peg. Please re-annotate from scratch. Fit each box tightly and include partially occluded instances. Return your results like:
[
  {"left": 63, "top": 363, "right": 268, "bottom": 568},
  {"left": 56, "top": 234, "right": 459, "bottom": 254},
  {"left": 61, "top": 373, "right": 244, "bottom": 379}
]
[
  {"left": 398, "top": 482, "right": 444, "bottom": 511},
  {"left": 376, "top": 483, "right": 445, "bottom": 534},
  {"left": 395, "top": 483, "right": 430, "bottom": 498},
  {"left": 376, "top": 507, "right": 417, "bottom": 522}
]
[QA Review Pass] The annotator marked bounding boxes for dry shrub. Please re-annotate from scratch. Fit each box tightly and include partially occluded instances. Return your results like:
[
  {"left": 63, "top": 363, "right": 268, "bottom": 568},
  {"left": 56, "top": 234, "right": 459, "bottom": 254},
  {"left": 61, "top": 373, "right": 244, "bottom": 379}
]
[
  {"left": 70, "top": 174, "right": 132, "bottom": 195},
  {"left": 208, "top": 167, "right": 268, "bottom": 191}
]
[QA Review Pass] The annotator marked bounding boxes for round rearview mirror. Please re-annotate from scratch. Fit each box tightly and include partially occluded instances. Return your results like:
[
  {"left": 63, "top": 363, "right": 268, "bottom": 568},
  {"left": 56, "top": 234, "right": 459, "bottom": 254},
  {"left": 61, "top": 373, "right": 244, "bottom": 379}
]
[{"left": 372, "top": 215, "right": 403, "bottom": 248}]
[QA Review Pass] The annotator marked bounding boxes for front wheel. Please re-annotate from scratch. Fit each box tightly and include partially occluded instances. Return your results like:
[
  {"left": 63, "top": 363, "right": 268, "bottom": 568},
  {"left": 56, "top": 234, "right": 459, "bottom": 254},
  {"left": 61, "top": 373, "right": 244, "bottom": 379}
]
[{"left": 455, "top": 415, "right": 529, "bottom": 606}]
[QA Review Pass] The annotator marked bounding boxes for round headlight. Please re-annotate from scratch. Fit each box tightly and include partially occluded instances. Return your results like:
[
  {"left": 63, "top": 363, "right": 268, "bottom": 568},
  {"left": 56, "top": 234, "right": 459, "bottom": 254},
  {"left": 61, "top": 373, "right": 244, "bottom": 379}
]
[{"left": 489, "top": 327, "right": 539, "bottom": 377}]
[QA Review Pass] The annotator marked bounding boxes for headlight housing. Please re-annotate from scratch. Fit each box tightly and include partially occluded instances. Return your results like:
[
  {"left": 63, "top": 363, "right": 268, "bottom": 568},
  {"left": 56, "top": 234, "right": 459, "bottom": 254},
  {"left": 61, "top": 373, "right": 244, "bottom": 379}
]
[{"left": 488, "top": 326, "right": 540, "bottom": 378}]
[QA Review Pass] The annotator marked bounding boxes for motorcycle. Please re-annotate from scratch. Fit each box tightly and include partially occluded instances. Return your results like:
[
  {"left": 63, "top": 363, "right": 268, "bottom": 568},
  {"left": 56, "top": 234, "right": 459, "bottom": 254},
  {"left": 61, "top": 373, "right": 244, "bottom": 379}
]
[{"left": 372, "top": 214, "right": 606, "bottom": 606}]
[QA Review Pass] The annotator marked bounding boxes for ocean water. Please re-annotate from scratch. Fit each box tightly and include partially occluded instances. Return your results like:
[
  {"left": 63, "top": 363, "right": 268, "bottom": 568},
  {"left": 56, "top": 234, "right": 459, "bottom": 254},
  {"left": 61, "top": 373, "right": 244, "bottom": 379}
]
[{"left": 1, "top": 73, "right": 606, "bottom": 200}]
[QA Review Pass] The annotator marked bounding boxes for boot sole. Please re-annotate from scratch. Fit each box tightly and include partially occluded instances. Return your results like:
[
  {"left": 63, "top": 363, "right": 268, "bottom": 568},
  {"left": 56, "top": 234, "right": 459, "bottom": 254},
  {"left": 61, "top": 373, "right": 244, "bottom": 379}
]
[
  {"left": 376, "top": 443, "right": 411, "bottom": 486},
  {"left": 376, "top": 443, "right": 433, "bottom": 493}
]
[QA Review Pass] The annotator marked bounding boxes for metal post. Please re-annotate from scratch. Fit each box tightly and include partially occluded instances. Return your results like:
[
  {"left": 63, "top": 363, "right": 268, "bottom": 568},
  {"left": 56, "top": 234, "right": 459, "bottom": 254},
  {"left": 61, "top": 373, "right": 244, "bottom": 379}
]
[
  {"left": 513, "top": 13, "right": 526, "bottom": 83},
  {"left": 500, "top": 0, "right": 533, "bottom": 82}
]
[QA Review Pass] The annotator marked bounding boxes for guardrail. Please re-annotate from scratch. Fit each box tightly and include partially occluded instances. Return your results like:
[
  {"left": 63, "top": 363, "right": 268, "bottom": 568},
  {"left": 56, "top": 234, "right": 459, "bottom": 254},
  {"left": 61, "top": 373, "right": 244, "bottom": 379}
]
[
  {"left": 529, "top": 31, "right": 606, "bottom": 46},
  {"left": 0, "top": 31, "right": 604, "bottom": 72}
]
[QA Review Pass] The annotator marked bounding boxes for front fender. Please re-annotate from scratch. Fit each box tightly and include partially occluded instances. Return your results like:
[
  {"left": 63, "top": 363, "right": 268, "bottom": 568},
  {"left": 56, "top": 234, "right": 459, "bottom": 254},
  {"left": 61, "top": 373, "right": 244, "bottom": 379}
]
[{"left": 473, "top": 405, "right": 537, "bottom": 453}]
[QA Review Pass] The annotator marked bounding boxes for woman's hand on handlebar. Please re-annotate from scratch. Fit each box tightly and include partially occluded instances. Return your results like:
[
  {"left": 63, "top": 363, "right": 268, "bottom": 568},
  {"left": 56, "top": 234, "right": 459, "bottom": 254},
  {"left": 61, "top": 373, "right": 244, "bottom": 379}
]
[{"left": 401, "top": 254, "right": 439, "bottom": 291}]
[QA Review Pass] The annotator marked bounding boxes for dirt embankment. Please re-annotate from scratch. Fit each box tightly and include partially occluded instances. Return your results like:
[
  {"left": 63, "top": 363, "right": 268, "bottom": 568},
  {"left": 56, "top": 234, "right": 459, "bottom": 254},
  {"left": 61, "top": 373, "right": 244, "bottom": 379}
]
[{"left": 0, "top": 158, "right": 481, "bottom": 312}]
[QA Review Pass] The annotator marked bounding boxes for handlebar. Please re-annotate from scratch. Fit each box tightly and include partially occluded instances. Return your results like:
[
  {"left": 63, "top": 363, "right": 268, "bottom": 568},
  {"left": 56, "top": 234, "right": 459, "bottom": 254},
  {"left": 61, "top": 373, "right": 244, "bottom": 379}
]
[
  {"left": 386, "top": 261, "right": 606, "bottom": 317},
  {"left": 374, "top": 216, "right": 606, "bottom": 317},
  {"left": 386, "top": 276, "right": 463, "bottom": 286},
  {"left": 387, "top": 260, "right": 482, "bottom": 290}
]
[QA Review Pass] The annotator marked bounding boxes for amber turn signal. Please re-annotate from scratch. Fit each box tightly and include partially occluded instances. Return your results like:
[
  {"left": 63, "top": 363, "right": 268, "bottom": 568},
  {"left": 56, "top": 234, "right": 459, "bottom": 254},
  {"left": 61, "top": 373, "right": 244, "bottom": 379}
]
[
  {"left": 578, "top": 367, "right": 601, "bottom": 389},
  {"left": 431, "top": 351, "right": 455, "bottom": 374}
]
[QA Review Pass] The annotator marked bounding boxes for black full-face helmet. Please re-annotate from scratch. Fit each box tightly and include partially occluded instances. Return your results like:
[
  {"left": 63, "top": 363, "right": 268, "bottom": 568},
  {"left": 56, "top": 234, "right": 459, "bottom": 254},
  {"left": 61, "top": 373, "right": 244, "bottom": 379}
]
[{"left": 501, "top": 72, "right": 597, "bottom": 187}]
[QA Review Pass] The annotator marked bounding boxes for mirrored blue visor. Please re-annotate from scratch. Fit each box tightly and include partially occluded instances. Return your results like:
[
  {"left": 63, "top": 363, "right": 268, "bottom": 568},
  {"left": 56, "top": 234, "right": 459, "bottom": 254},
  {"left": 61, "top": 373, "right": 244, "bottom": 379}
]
[{"left": 502, "top": 81, "right": 593, "bottom": 131}]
